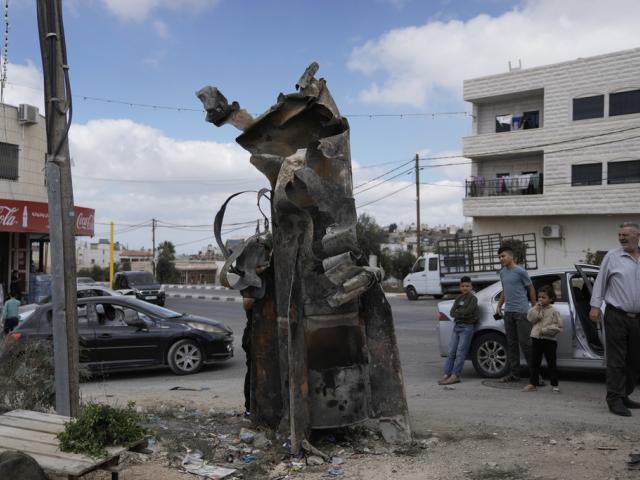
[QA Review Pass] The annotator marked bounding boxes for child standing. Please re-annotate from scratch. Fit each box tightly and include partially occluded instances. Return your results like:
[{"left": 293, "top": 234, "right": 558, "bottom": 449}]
[
  {"left": 439, "top": 277, "right": 479, "bottom": 385},
  {"left": 523, "top": 285, "right": 563, "bottom": 392}
]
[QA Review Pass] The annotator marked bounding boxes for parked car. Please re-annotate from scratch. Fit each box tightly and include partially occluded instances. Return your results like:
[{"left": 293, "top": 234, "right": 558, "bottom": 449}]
[
  {"left": 437, "top": 264, "right": 604, "bottom": 378},
  {"left": 19, "top": 284, "right": 123, "bottom": 318},
  {"left": 113, "top": 271, "right": 165, "bottom": 306},
  {"left": 77, "top": 277, "right": 96, "bottom": 285},
  {"left": 6, "top": 296, "right": 234, "bottom": 375}
]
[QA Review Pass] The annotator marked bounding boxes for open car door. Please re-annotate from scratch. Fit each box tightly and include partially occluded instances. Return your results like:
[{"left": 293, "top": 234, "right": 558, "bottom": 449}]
[{"left": 574, "top": 264, "right": 605, "bottom": 359}]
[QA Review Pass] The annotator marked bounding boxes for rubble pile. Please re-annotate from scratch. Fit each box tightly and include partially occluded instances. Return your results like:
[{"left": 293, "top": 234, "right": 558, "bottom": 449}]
[{"left": 133, "top": 405, "right": 438, "bottom": 479}]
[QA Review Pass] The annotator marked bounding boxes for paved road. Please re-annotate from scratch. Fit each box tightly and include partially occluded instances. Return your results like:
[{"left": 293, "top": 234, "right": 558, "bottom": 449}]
[{"left": 81, "top": 295, "right": 634, "bottom": 438}]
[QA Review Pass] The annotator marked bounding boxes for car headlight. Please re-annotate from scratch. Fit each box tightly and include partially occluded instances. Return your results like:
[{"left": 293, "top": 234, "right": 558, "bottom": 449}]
[{"left": 186, "top": 322, "right": 228, "bottom": 334}]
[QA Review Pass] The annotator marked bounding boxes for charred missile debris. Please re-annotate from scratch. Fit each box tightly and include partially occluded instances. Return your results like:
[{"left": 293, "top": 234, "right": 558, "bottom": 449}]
[{"left": 197, "top": 63, "right": 411, "bottom": 453}]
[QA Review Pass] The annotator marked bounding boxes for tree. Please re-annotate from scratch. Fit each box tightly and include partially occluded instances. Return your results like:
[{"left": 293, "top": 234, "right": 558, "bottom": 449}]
[
  {"left": 390, "top": 251, "right": 417, "bottom": 280},
  {"left": 156, "top": 241, "right": 179, "bottom": 283},
  {"left": 119, "top": 258, "right": 131, "bottom": 271},
  {"left": 388, "top": 223, "right": 398, "bottom": 233},
  {"left": 356, "top": 213, "right": 385, "bottom": 260}
]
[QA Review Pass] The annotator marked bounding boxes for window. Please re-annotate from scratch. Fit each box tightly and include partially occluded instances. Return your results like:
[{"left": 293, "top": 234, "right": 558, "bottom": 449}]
[
  {"left": 428, "top": 257, "right": 438, "bottom": 271},
  {"left": 572, "top": 163, "right": 602, "bottom": 186},
  {"left": 412, "top": 258, "right": 425, "bottom": 273},
  {"left": 608, "top": 160, "right": 640, "bottom": 185},
  {"left": 0, "top": 142, "right": 19, "bottom": 180},
  {"left": 495, "top": 115, "right": 511, "bottom": 133},
  {"left": 610, "top": 89, "right": 640, "bottom": 116},
  {"left": 522, "top": 110, "right": 540, "bottom": 129},
  {"left": 573, "top": 95, "right": 604, "bottom": 121}
]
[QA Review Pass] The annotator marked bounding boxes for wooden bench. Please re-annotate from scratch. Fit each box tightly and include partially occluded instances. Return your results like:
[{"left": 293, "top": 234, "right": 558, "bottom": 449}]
[{"left": 0, "top": 409, "right": 148, "bottom": 479}]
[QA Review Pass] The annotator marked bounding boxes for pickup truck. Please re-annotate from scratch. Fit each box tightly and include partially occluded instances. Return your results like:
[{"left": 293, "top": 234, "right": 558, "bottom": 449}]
[{"left": 402, "top": 232, "right": 538, "bottom": 300}]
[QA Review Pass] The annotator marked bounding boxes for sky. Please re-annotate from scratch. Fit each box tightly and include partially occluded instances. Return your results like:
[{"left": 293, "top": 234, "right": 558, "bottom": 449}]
[{"left": 4, "top": 0, "right": 640, "bottom": 253}]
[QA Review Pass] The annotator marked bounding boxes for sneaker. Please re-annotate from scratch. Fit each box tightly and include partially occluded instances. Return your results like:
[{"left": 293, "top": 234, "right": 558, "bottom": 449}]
[
  {"left": 500, "top": 375, "right": 520, "bottom": 383},
  {"left": 608, "top": 400, "right": 632, "bottom": 417},
  {"left": 552, "top": 387, "right": 560, "bottom": 393},
  {"left": 522, "top": 384, "right": 537, "bottom": 392},
  {"left": 438, "top": 375, "right": 450, "bottom": 385},
  {"left": 442, "top": 375, "right": 460, "bottom": 385}
]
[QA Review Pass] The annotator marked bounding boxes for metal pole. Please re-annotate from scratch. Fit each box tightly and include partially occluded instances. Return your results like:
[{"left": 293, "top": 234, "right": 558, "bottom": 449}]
[
  {"left": 415, "top": 153, "right": 421, "bottom": 258},
  {"left": 37, "top": 0, "right": 79, "bottom": 417},
  {"left": 152, "top": 218, "right": 156, "bottom": 276},
  {"left": 109, "top": 222, "right": 114, "bottom": 288}
]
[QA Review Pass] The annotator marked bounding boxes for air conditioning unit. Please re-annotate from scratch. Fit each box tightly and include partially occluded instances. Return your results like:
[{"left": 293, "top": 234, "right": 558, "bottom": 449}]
[
  {"left": 542, "top": 224, "right": 562, "bottom": 239},
  {"left": 18, "top": 104, "right": 39, "bottom": 125}
]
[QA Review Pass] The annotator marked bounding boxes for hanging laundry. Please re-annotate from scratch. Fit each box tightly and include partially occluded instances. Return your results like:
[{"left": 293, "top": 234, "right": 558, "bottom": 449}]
[
  {"left": 496, "top": 114, "right": 512, "bottom": 126},
  {"left": 511, "top": 116, "right": 523, "bottom": 129}
]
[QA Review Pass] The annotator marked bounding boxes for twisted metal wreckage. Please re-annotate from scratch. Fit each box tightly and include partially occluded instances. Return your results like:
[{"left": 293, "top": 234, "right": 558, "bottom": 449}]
[{"left": 196, "top": 63, "right": 411, "bottom": 453}]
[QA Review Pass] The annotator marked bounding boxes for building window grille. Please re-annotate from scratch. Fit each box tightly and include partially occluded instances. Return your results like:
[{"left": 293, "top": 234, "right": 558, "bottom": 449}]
[
  {"left": 607, "top": 160, "right": 640, "bottom": 185},
  {"left": 0, "top": 142, "right": 19, "bottom": 180},
  {"left": 571, "top": 163, "right": 602, "bottom": 186},
  {"left": 572, "top": 95, "right": 604, "bottom": 121},
  {"left": 609, "top": 89, "right": 640, "bottom": 116},
  {"left": 522, "top": 110, "right": 540, "bottom": 129}
]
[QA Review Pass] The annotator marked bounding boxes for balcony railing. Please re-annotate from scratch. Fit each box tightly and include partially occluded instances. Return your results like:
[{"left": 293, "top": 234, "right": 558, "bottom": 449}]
[{"left": 466, "top": 173, "right": 543, "bottom": 198}]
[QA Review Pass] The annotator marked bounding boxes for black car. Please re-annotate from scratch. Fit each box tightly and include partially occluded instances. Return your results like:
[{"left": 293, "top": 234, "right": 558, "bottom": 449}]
[
  {"left": 113, "top": 271, "right": 166, "bottom": 306},
  {"left": 7, "top": 296, "right": 234, "bottom": 375}
]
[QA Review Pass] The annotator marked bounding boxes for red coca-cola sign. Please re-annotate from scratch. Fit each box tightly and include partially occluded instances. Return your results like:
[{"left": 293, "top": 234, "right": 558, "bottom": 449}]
[{"left": 0, "top": 198, "right": 94, "bottom": 236}]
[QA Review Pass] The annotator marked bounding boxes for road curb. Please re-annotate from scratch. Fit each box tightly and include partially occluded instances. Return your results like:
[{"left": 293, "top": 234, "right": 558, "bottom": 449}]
[
  {"left": 166, "top": 292, "right": 242, "bottom": 303},
  {"left": 162, "top": 284, "right": 229, "bottom": 291}
]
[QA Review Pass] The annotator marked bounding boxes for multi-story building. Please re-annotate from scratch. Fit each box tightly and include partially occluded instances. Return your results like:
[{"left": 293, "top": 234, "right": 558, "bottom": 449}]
[
  {"left": 0, "top": 103, "right": 94, "bottom": 300},
  {"left": 463, "top": 47, "right": 640, "bottom": 268},
  {"left": 76, "top": 239, "right": 121, "bottom": 270},
  {"left": 120, "top": 249, "right": 153, "bottom": 273}
]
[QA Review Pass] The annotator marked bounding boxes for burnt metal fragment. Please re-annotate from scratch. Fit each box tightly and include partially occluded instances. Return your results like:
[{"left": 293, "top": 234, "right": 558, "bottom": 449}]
[{"left": 198, "top": 63, "right": 411, "bottom": 452}]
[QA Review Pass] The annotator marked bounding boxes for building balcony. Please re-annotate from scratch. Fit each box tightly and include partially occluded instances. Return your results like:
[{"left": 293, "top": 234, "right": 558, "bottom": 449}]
[
  {"left": 466, "top": 173, "right": 543, "bottom": 198},
  {"left": 463, "top": 127, "right": 546, "bottom": 158}
]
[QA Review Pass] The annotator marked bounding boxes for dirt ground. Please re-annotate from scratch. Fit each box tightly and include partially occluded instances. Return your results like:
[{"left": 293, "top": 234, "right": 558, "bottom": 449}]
[{"left": 66, "top": 401, "right": 639, "bottom": 480}]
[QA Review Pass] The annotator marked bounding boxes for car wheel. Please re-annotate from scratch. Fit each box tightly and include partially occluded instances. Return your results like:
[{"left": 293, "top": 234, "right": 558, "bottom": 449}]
[
  {"left": 471, "top": 332, "right": 509, "bottom": 378},
  {"left": 158, "top": 299, "right": 165, "bottom": 307},
  {"left": 433, "top": 294, "right": 444, "bottom": 299},
  {"left": 405, "top": 286, "right": 418, "bottom": 301},
  {"left": 167, "top": 339, "right": 204, "bottom": 375}
]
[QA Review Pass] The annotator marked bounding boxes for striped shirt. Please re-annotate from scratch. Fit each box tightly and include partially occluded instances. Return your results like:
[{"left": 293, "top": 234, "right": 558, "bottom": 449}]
[{"left": 590, "top": 248, "right": 640, "bottom": 313}]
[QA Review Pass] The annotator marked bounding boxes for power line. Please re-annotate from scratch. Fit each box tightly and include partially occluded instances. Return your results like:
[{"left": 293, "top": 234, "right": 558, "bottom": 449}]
[
  {"left": 353, "top": 167, "right": 414, "bottom": 196},
  {"left": 353, "top": 159, "right": 414, "bottom": 190},
  {"left": 417, "top": 124, "right": 640, "bottom": 162},
  {"left": 356, "top": 183, "right": 414, "bottom": 209}
]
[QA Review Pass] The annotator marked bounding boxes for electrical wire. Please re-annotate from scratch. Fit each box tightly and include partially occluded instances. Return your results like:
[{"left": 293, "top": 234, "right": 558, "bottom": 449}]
[{"left": 356, "top": 183, "right": 414, "bottom": 209}]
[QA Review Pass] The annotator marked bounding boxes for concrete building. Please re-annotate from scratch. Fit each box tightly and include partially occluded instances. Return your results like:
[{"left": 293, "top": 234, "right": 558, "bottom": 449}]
[
  {"left": 76, "top": 239, "right": 121, "bottom": 270},
  {"left": 463, "top": 47, "right": 640, "bottom": 268},
  {"left": 120, "top": 249, "right": 153, "bottom": 273},
  {"left": 0, "top": 103, "right": 94, "bottom": 301}
]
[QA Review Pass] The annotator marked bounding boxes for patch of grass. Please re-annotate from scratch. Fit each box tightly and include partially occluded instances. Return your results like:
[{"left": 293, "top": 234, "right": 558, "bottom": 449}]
[{"left": 58, "top": 402, "right": 147, "bottom": 458}]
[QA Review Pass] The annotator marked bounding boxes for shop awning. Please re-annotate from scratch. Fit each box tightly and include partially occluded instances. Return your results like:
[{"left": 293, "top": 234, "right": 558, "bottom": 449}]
[{"left": 0, "top": 198, "right": 94, "bottom": 236}]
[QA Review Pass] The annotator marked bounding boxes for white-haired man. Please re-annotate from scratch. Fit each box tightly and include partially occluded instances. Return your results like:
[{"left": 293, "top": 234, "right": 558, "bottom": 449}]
[{"left": 590, "top": 222, "right": 640, "bottom": 417}]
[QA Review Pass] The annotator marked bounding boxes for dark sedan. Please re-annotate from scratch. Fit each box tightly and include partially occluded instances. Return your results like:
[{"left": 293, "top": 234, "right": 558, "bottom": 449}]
[{"left": 6, "top": 296, "right": 234, "bottom": 375}]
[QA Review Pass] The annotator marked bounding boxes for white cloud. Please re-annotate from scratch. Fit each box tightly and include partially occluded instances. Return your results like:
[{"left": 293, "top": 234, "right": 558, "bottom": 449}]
[
  {"left": 101, "top": 0, "right": 220, "bottom": 22},
  {"left": 348, "top": 0, "right": 640, "bottom": 107},
  {"left": 3, "top": 61, "right": 45, "bottom": 111},
  {"left": 353, "top": 150, "right": 470, "bottom": 228},
  {"left": 152, "top": 20, "right": 169, "bottom": 38},
  {"left": 69, "top": 119, "right": 270, "bottom": 252}
]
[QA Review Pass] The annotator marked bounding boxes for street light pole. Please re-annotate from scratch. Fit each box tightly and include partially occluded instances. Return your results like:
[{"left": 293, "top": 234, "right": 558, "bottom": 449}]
[
  {"left": 37, "top": 0, "right": 79, "bottom": 417},
  {"left": 415, "top": 153, "right": 421, "bottom": 258}
]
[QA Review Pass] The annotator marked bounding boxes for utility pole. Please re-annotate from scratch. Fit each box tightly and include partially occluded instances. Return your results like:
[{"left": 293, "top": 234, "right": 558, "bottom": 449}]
[
  {"left": 109, "top": 221, "right": 114, "bottom": 288},
  {"left": 37, "top": 0, "right": 79, "bottom": 417},
  {"left": 152, "top": 218, "right": 156, "bottom": 275},
  {"left": 415, "top": 153, "right": 421, "bottom": 258}
]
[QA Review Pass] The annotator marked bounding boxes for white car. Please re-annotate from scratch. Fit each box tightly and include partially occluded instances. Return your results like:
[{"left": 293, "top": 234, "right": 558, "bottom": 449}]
[{"left": 437, "top": 264, "right": 604, "bottom": 378}]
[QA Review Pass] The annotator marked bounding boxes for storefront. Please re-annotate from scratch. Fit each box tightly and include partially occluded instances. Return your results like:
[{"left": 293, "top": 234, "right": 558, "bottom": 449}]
[{"left": 0, "top": 198, "right": 94, "bottom": 301}]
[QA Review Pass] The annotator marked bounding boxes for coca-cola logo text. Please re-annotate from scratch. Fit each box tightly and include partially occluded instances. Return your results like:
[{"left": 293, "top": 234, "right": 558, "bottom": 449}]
[
  {"left": 76, "top": 212, "right": 94, "bottom": 231},
  {"left": 0, "top": 206, "right": 18, "bottom": 226}
]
